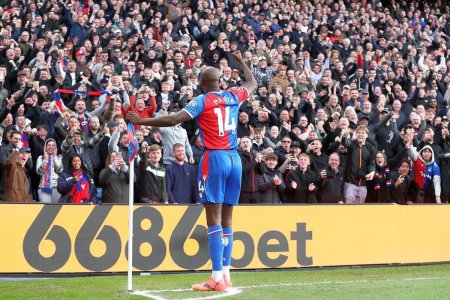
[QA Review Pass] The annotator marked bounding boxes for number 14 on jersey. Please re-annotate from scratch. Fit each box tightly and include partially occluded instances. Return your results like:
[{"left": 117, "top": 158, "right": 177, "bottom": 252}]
[{"left": 214, "top": 107, "right": 236, "bottom": 136}]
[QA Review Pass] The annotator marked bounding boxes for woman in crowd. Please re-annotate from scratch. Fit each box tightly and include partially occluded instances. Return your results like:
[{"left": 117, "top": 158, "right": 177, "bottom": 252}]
[
  {"left": 57, "top": 153, "right": 97, "bottom": 204},
  {"left": 366, "top": 151, "right": 393, "bottom": 203},
  {"left": 391, "top": 160, "right": 415, "bottom": 205},
  {"left": 36, "top": 138, "right": 63, "bottom": 203}
]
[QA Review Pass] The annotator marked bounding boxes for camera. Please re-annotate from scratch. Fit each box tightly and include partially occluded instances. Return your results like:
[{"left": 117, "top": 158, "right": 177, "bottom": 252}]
[{"left": 325, "top": 166, "right": 335, "bottom": 178}]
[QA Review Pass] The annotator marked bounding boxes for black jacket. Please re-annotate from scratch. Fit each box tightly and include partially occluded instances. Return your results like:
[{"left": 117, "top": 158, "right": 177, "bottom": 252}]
[
  {"left": 239, "top": 150, "right": 264, "bottom": 193},
  {"left": 286, "top": 168, "right": 319, "bottom": 203},
  {"left": 318, "top": 167, "right": 345, "bottom": 203},
  {"left": 343, "top": 139, "right": 376, "bottom": 186}
]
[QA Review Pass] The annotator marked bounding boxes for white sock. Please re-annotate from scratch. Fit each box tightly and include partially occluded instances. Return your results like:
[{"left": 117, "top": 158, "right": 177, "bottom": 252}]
[
  {"left": 212, "top": 270, "right": 223, "bottom": 282},
  {"left": 223, "top": 266, "right": 230, "bottom": 278}
]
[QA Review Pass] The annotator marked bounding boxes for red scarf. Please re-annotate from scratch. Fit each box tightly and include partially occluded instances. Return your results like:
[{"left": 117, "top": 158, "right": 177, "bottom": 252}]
[{"left": 70, "top": 170, "right": 90, "bottom": 203}]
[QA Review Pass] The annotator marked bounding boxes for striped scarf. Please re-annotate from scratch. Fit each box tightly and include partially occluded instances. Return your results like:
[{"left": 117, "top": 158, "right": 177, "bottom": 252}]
[{"left": 41, "top": 156, "right": 53, "bottom": 193}]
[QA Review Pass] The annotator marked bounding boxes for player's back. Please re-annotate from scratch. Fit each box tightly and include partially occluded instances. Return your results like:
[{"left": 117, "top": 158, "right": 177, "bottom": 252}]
[{"left": 183, "top": 87, "right": 249, "bottom": 151}]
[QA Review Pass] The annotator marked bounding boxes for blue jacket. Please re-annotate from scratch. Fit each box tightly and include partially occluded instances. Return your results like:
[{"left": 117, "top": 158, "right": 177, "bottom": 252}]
[
  {"left": 57, "top": 171, "right": 97, "bottom": 204},
  {"left": 165, "top": 162, "right": 198, "bottom": 204}
]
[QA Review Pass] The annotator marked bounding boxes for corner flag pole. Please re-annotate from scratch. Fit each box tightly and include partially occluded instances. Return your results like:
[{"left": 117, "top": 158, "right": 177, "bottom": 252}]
[
  {"left": 128, "top": 157, "right": 135, "bottom": 292},
  {"left": 127, "top": 122, "right": 139, "bottom": 292}
]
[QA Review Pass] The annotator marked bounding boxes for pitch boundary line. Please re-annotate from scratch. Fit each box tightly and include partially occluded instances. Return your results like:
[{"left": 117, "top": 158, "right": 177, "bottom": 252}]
[{"left": 132, "top": 275, "right": 450, "bottom": 299}]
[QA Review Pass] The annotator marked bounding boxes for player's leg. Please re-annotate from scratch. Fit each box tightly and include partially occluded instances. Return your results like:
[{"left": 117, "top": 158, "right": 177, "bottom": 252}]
[
  {"left": 222, "top": 204, "right": 233, "bottom": 288},
  {"left": 192, "top": 151, "right": 227, "bottom": 292},
  {"left": 222, "top": 151, "right": 242, "bottom": 288}
]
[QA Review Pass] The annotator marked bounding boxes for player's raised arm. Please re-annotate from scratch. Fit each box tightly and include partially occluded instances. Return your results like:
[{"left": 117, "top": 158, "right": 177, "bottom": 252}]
[
  {"left": 232, "top": 51, "right": 257, "bottom": 95},
  {"left": 125, "top": 110, "right": 192, "bottom": 127}
]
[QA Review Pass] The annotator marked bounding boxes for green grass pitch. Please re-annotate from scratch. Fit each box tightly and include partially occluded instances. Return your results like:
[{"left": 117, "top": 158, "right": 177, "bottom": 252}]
[{"left": 2, "top": 264, "right": 450, "bottom": 299}]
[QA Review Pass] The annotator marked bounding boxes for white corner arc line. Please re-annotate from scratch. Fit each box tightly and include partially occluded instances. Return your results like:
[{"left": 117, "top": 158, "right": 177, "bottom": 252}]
[{"left": 132, "top": 287, "right": 242, "bottom": 300}]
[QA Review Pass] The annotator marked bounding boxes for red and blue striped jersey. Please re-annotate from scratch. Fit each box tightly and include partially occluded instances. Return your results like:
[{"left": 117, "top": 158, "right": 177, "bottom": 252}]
[{"left": 183, "top": 87, "right": 249, "bottom": 150}]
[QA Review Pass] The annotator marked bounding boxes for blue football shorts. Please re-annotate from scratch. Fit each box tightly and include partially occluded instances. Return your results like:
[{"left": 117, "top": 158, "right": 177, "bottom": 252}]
[{"left": 198, "top": 150, "right": 242, "bottom": 205}]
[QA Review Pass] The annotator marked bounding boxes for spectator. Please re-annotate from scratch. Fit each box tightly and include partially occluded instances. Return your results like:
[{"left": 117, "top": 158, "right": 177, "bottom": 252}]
[
  {"left": 318, "top": 153, "right": 345, "bottom": 204},
  {"left": 99, "top": 151, "right": 130, "bottom": 204},
  {"left": 306, "top": 139, "right": 328, "bottom": 173},
  {"left": 251, "top": 127, "right": 276, "bottom": 153},
  {"left": 342, "top": 126, "right": 376, "bottom": 204},
  {"left": 391, "top": 160, "right": 415, "bottom": 205},
  {"left": 239, "top": 136, "right": 264, "bottom": 203},
  {"left": 0, "top": 0, "right": 449, "bottom": 208},
  {"left": 57, "top": 153, "right": 97, "bottom": 204},
  {"left": 366, "top": 152, "right": 394, "bottom": 203},
  {"left": 160, "top": 112, "right": 194, "bottom": 167},
  {"left": 165, "top": 143, "right": 198, "bottom": 204},
  {"left": 61, "top": 130, "right": 95, "bottom": 175},
  {"left": 36, "top": 138, "right": 63, "bottom": 203},
  {"left": 0, "top": 130, "right": 33, "bottom": 200},
  {"left": 5, "top": 147, "right": 33, "bottom": 202},
  {"left": 257, "top": 153, "right": 285, "bottom": 203},
  {"left": 286, "top": 153, "right": 319, "bottom": 203},
  {"left": 138, "top": 143, "right": 168, "bottom": 204},
  {"left": 406, "top": 142, "right": 441, "bottom": 204}
]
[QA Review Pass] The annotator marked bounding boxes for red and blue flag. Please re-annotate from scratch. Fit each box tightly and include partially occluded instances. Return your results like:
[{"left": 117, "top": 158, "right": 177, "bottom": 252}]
[{"left": 127, "top": 122, "right": 139, "bottom": 163}]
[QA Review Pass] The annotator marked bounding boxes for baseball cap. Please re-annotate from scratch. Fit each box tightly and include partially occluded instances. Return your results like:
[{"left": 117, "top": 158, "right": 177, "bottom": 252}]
[
  {"left": 381, "top": 108, "right": 389, "bottom": 114},
  {"left": 298, "top": 86, "right": 309, "bottom": 94},
  {"left": 291, "top": 141, "right": 302, "bottom": 148},
  {"left": 19, "top": 147, "right": 31, "bottom": 153},
  {"left": 100, "top": 78, "right": 109, "bottom": 84},
  {"left": 360, "top": 88, "right": 369, "bottom": 94},
  {"left": 258, "top": 56, "right": 267, "bottom": 61},
  {"left": 17, "top": 70, "right": 27, "bottom": 76}
]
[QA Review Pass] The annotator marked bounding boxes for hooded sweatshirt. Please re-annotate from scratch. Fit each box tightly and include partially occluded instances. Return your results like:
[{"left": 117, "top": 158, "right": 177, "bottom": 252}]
[
  {"left": 36, "top": 138, "right": 64, "bottom": 189},
  {"left": 408, "top": 145, "right": 441, "bottom": 196}
]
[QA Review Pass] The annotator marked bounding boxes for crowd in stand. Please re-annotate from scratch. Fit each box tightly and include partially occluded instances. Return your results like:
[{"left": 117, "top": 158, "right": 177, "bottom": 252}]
[{"left": 1, "top": 0, "right": 450, "bottom": 204}]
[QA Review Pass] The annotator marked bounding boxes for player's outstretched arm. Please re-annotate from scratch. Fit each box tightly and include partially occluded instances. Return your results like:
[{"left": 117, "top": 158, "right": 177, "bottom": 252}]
[
  {"left": 232, "top": 51, "right": 257, "bottom": 95},
  {"left": 126, "top": 110, "right": 192, "bottom": 127}
]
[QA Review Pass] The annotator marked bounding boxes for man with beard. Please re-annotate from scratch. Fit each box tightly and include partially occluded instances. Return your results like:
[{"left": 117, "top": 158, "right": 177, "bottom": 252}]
[{"left": 165, "top": 143, "right": 198, "bottom": 204}]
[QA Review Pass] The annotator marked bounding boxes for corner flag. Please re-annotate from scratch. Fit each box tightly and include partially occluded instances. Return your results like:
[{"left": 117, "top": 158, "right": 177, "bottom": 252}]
[{"left": 127, "top": 122, "right": 139, "bottom": 163}]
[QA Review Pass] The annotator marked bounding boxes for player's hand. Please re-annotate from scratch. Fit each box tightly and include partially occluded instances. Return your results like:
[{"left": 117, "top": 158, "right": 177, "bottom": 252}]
[{"left": 126, "top": 111, "right": 141, "bottom": 124}]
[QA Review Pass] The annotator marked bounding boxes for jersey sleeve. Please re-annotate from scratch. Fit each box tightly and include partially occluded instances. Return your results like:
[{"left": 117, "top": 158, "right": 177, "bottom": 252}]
[
  {"left": 228, "top": 86, "right": 250, "bottom": 104},
  {"left": 182, "top": 95, "right": 205, "bottom": 119}
]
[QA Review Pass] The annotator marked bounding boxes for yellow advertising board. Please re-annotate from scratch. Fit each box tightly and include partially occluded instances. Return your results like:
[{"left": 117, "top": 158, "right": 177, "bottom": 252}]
[{"left": 1, "top": 204, "right": 450, "bottom": 273}]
